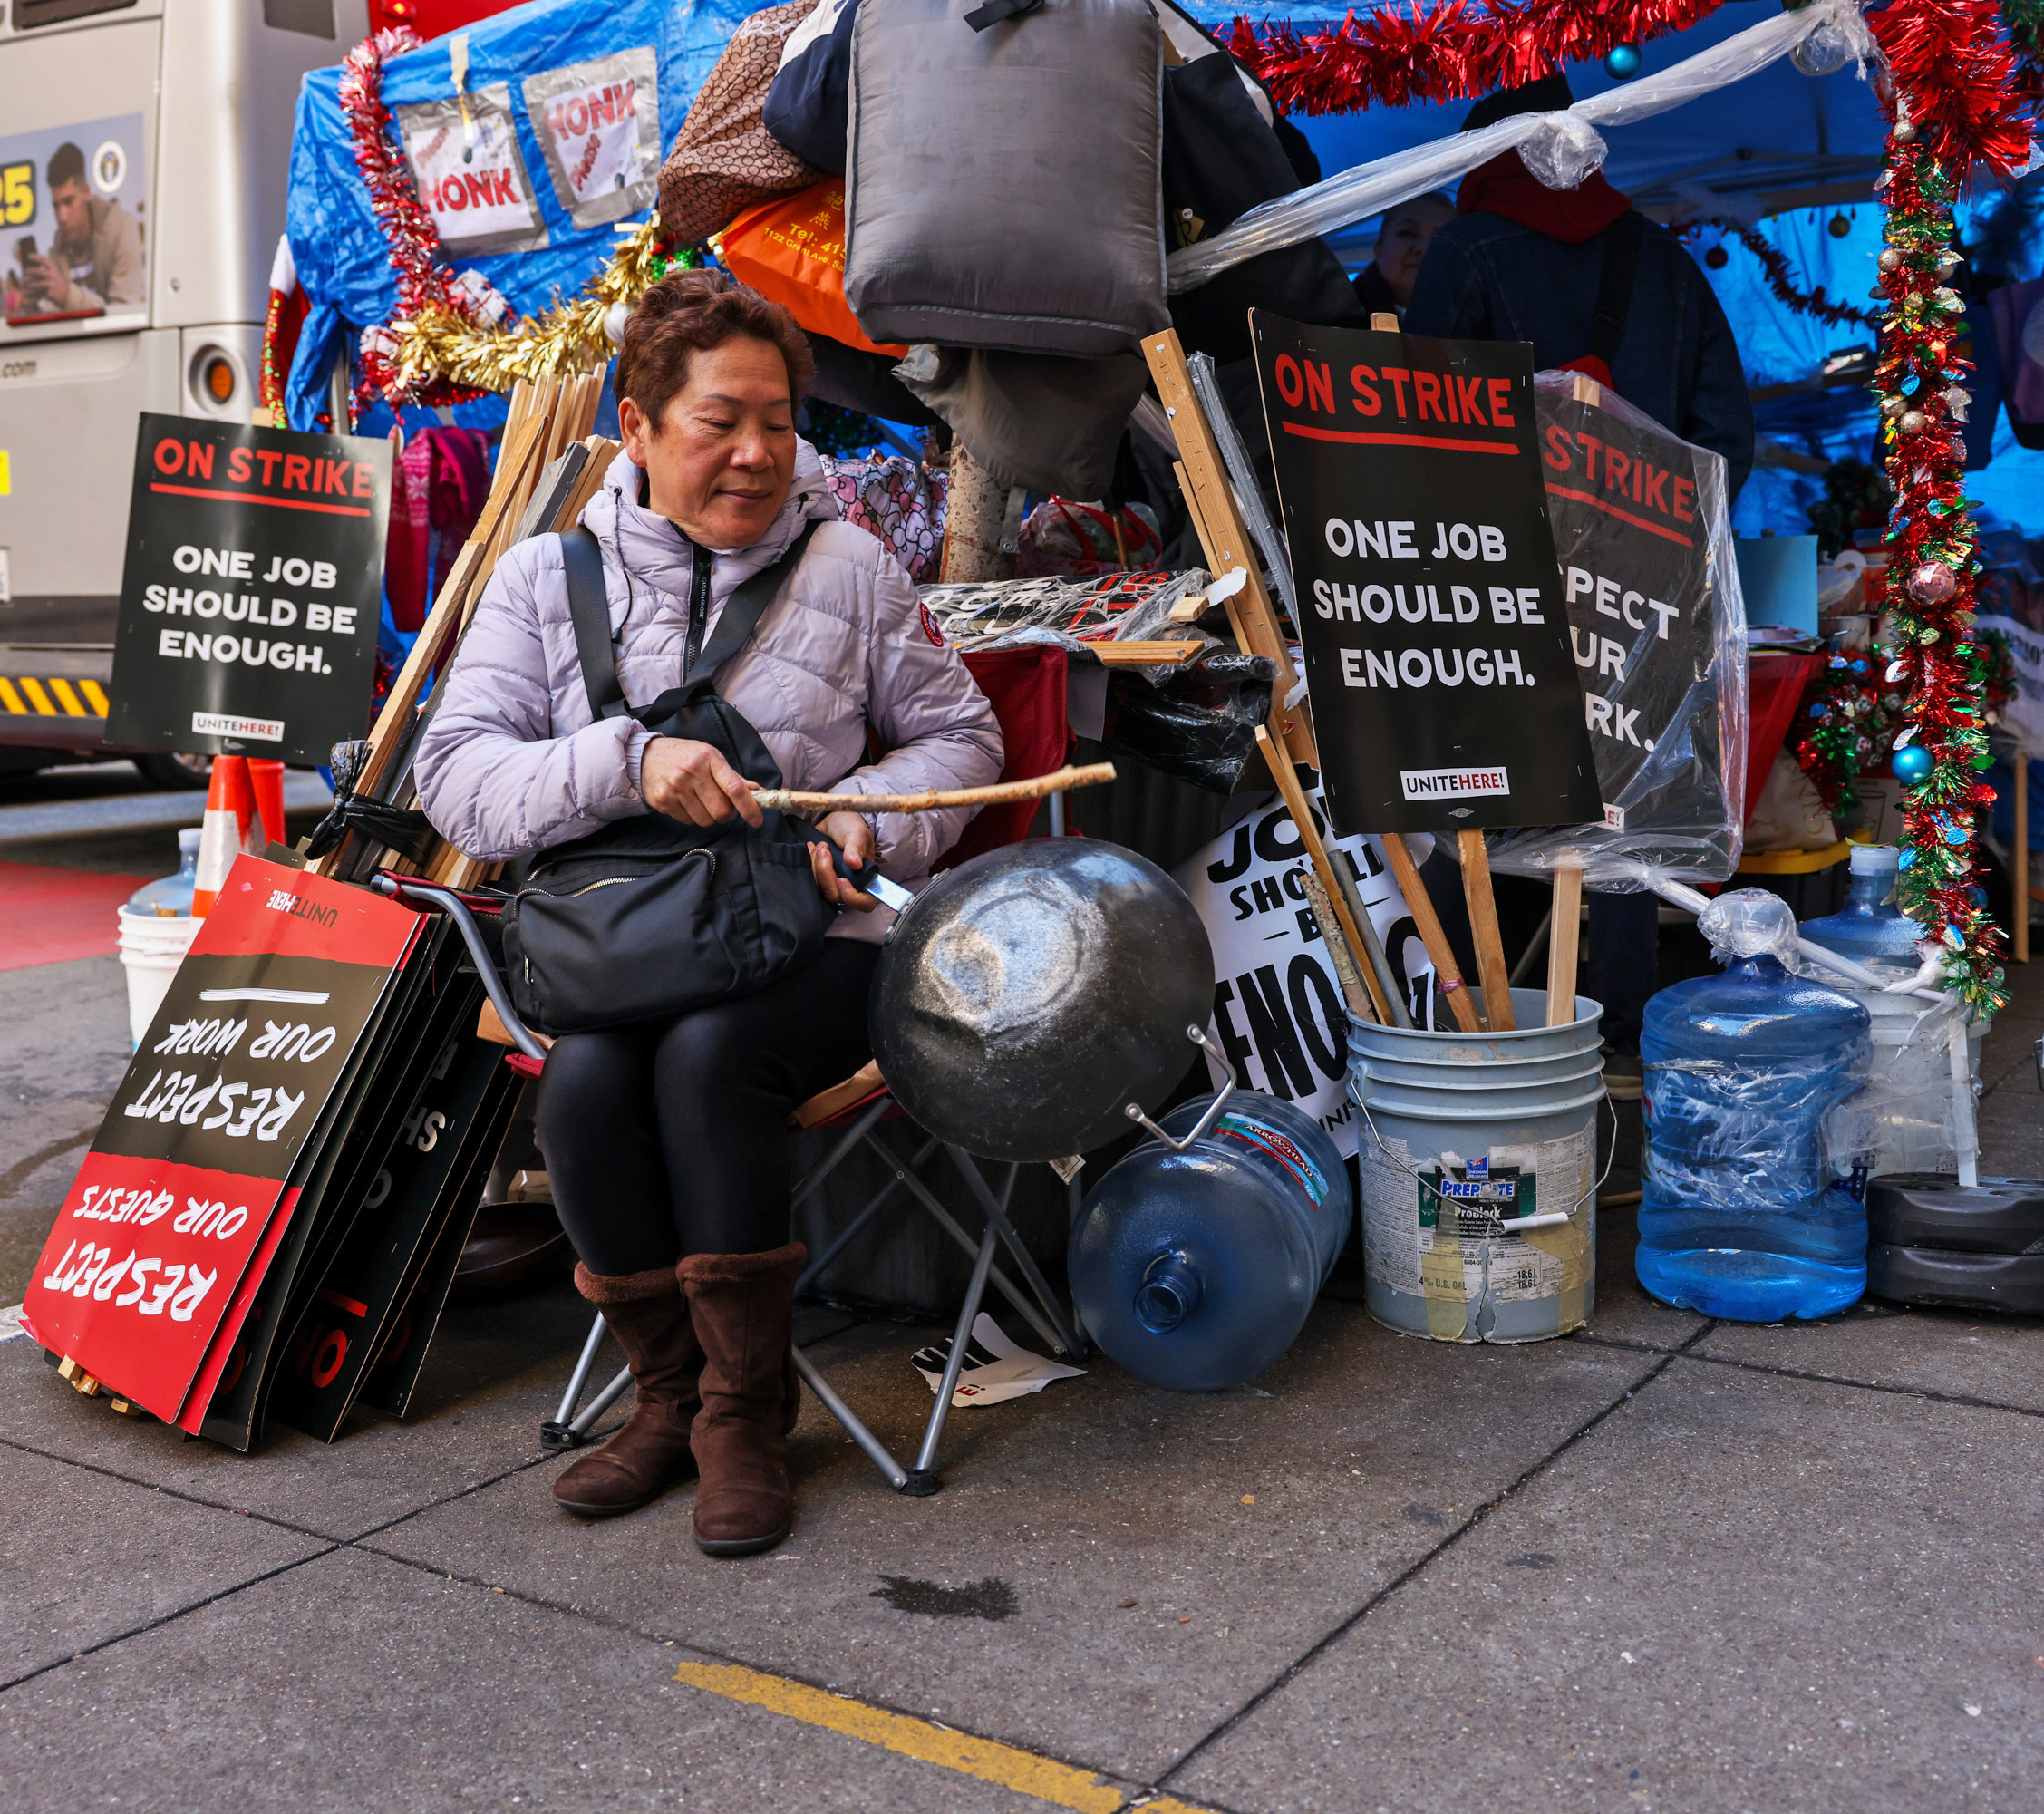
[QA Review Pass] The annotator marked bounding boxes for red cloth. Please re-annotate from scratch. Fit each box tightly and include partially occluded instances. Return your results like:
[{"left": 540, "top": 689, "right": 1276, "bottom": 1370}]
[
  {"left": 937, "top": 645, "right": 1073, "bottom": 870},
  {"left": 384, "top": 427, "right": 493, "bottom": 633},
  {"left": 1744, "top": 651, "right": 1825, "bottom": 827},
  {"left": 1456, "top": 150, "right": 1632, "bottom": 247}
]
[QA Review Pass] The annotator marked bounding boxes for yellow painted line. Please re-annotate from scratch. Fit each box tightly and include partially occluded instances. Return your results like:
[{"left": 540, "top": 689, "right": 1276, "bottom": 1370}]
[
  {"left": 17, "top": 676, "right": 54, "bottom": 714},
  {"left": 48, "top": 677, "right": 87, "bottom": 716},
  {"left": 0, "top": 676, "right": 24, "bottom": 714},
  {"left": 670, "top": 1660, "right": 1213, "bottom": 1814},
  {"left": 80, "top": 679, "right": 110, "bottom": 716}
]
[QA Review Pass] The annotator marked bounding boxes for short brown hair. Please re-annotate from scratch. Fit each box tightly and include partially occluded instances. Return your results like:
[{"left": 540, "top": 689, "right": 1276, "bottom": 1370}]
[{"left": 615, "top": 268, "right": 815, "bottom": 432}]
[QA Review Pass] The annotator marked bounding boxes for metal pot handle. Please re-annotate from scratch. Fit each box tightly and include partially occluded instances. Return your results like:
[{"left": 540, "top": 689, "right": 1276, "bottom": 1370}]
[{"left": 1123, "top": 1024, "right": 1238, "bottom": 1153}]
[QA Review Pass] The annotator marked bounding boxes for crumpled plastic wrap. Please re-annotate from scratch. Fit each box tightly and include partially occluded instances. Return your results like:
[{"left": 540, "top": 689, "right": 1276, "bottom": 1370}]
[
  {"left": 1164, "top": 0, "right": 1877, "bottom": 294},
  {"left": 1099, "top": 649, "right": 1275, "bottom": 794},
  {"left": 1690, "top": 889, "right": 1980, "bottom": 1179},
  {"left": 1481, "top": 373, "right": 1749, "bottom": 891}
]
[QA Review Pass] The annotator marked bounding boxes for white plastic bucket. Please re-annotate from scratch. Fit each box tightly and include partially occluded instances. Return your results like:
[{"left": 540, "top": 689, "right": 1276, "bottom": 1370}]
[
  {"left": 117, "top": 907, "right": 201, "bottom": 1049},
  {"left": 1349, "top": 987, "right": 1605, "bottom": 1344}
]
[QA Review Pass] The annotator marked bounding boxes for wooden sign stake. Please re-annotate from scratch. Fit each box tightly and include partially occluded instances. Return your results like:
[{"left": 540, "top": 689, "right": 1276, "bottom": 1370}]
[
  {"left": 1145, "top": 329, "right": 1315, "bottom": 767},
  {"left": 1546, "top": 857, "right": 1584, "bottom": 1026},
  {"left": 1457, "top": 829, "right": 1516, "bottom": 1032},
  {"left": 1255, "top": 726, "right": 1391, "bottom": 1024}
]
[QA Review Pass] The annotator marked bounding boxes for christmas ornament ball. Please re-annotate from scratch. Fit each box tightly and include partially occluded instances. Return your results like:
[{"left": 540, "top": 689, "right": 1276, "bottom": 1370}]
[
  {"left": 1704, "top": 244, "right": 1728, "bottom": 269},
  {"left": 1829, "top": 213, "right": 1852, "bottom": 238},
  {"left": 1892, "top": 743, "right": 1933, "bottom": 785},
  {"left": 1907, "top": 560, "right": 1958, "bottom": 605},
  {"left": 1897, "top": 410, "right": 1929, "bottom": 437},
  {"left": 1603, "top": 41, "right": 1643, "bottom": 79}
]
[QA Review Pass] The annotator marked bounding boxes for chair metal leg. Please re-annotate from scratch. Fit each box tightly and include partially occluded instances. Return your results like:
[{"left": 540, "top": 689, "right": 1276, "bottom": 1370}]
[
  {"left": 795, "top": 1133, "right": 942, "bottom": 1296},
  {"left": 867, "top": 1133, "right": 1070, "bottom": 1356},
  {"left": 791, "top": 1097, "right": 894, "bottom": 1208},
  {"left": 944, "top": 1145, "right": 1088, "bottom": 1361},
  {"left": 541, "top": 1313, "right": 636, "bottom": 1452},
  {"left": 791, "top": 1346, "right": 911, "bottom": 1492},
  {"left": 910, "top": 1220, "right": 1002, "bottom": 1486}
]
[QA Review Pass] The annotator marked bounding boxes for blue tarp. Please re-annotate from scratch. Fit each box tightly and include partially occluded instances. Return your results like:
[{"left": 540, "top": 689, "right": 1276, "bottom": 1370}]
[
  {"left": 283, "top": 0, "right": 2040, "bottom": 529},
  {"left": 284, "top": 0, "right": 755, "bottom": 433}
]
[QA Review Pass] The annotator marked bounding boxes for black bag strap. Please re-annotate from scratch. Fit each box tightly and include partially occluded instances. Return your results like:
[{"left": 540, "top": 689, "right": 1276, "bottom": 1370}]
[
  {"left": 1589, "top": 210, "right": 1646, "bottom": 372},
  {"left": 964, "top": 0, "right": 1041, "bottom": 27},
  {"left": 559, "top": 519, "right": 824, "bottom": 723}
]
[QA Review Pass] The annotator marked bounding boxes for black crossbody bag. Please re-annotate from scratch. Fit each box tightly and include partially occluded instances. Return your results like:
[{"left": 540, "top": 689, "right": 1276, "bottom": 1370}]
[{"left": 500, "top": 521, "right": 840, "bottom": 1035}]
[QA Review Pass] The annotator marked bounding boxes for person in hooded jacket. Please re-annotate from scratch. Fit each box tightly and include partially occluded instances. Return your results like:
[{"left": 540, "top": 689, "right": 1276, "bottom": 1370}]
[
  {"left": 416, "top": 271, "right": 1003, "bottom": 1555},
  {"left": 1403, "top": 75, "right": 1755, "bottom": 1088}
]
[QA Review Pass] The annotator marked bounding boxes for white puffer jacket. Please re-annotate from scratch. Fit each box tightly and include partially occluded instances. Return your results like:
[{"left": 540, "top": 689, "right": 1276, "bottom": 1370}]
[{"left": 415, "top": 443, "right": 1003, "bottom": 939}]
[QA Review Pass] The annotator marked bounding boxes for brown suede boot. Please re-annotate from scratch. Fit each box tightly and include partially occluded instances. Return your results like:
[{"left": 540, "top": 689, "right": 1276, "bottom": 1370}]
[
  {"left": 552, "top": 1265, "right": 702, "bottom": 1518},
  {"left": 679, "top": 1241, "right": 805, "bottom": 1557}
]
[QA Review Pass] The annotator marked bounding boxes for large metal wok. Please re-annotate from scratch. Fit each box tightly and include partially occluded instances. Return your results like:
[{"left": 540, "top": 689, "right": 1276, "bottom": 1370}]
[{"left": 862, "top": 839, "right": 1215, "bottom": 1162}]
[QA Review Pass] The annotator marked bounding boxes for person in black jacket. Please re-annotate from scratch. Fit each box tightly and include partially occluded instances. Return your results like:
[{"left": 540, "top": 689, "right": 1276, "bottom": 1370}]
[
  {"left": 1351, "top": 191, "right": 1454, "bottom": 321},
  {"left": 1404, "top": 75, "right": 1756, "bottom": 1088}
]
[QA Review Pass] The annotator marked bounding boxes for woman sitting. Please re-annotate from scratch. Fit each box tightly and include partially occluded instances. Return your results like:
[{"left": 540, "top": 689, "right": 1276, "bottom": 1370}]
[{"left": 416, "top": 271, "right": 1002, "bottom": 1555}]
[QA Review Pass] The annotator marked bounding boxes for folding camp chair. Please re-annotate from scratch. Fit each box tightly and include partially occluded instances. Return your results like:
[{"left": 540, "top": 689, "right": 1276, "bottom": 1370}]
[{"left": 382, "top": 644, "right": 1106, "bottom": 1495}]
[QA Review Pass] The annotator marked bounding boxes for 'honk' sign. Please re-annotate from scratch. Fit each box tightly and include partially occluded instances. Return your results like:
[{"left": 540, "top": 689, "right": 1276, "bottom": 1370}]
[{"left": 1253, "top": 314, "right": 1600, "bottom": 838}]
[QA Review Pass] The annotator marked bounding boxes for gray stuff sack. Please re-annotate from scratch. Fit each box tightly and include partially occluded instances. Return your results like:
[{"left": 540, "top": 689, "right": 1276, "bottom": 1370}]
[{"left": 844, "top": 0, "right": 1168, "bottom": 357}]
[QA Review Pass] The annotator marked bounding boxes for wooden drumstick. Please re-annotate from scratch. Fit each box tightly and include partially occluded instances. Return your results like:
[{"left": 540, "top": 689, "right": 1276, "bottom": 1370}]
[{"left": 753, "top": 761, "right": 1116, "bottom": 817}]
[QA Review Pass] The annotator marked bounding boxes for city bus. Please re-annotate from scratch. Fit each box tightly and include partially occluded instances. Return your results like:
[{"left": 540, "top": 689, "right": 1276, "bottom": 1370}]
[{"left": 0, "top": 0, "right": 368, "bottom": 785}]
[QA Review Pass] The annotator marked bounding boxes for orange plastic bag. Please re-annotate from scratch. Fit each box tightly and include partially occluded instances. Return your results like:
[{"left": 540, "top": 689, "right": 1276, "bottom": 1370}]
[{"left": 716, "top": 179, "right": 906, "bottom": 360}]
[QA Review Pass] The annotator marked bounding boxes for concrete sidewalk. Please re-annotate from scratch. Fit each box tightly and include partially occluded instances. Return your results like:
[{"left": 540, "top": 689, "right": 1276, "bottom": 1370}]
[{"left": 2, "top": 956, "right": 2040, "bottom": 1811}]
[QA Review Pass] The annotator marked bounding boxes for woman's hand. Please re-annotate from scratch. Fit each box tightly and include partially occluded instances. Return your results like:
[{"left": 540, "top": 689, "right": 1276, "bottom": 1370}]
[
  {"left": 641, "top": 737, "right": 763, "bottom": 829},
  {"left": 809, "top": 810, "right": 879, "bottom": 913}
]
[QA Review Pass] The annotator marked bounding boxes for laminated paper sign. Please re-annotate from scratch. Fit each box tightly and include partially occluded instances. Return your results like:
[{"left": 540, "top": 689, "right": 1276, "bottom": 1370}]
[
  {"left": 1175, "top": 782, "right": 1436, "bottom": 1158},
  {"left": 21, "top": 859, "right": 421, "bottom": 1424},
  {"left": 105, "top": 414, "right": 391, "bottom": 766},
  {"left": 396, "top": 85, "right": 547, "bottom": 257},
  {"left": 1252, "top": 314, "right": 1601, "bottom": 836},
  {"left": 524, "top": 49, "right": 661, "bottom": 229}
]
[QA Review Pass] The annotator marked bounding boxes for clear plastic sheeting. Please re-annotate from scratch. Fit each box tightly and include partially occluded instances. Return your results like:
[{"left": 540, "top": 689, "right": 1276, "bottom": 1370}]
[
  {"left": 1166, "top": 0, "right": 1879, "bottom": 294},
  {"left": 1688, "top": 888, "right": 1983, "bottom": 1181},
  {"left": 918, "top": 568, "right": 1218, "bottom": 684},
  {"left": 1484, "top": 375, "right": 1749, "bottom": 890},
  {"left": 1637, "top": 896, "right": 1875, "bottom": 1321}
]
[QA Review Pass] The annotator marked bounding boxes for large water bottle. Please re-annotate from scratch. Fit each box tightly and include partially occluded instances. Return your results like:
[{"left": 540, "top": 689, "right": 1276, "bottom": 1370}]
[
  {"left": 1636, "top": 892, "right": 1873, "bottom": 1321},
  {"left": 125, "top": 828, "right": 202, "bottom": 917},
  {"left": 1070, "top": 1091, "right": 1351, "bottom": 1391},
  {"left": 1799, "top": 845, "right": 1923, "bottom": 974},
  {"left": 1800, "top": 843, "right": 1979, "bottom": 1177}
]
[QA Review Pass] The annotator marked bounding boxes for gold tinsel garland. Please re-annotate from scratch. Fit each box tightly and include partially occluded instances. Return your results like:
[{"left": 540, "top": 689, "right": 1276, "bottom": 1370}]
[{"left": 374, "top": 217, "right": 690, "bottom": 400}]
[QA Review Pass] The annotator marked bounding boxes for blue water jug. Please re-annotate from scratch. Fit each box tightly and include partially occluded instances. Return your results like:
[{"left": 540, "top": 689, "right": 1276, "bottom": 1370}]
[
  {"left": 125, "top": 828, "right": 202, "bottom": 917},
  {"left": 1070, "top": 1091, "right": 1351, "bottom": 1391},
  {"left": 1637, "top": 894, "right": 1872, "bottom": 1321},
  {"left": 1799, "top": 844, "right": 1923, "bottom": 975}
]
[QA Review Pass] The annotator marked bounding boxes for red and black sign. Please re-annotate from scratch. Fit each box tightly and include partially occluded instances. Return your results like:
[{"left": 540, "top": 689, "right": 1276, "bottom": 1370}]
[
  {"left": 1252, "top": 315, "right": 1600, "bottom": 837},
  {"left": 21, "top": 858, "right": 421, "bottom": 1425},
  {"left": 105, "top": 414, "right": 392, "bottom": 766}
]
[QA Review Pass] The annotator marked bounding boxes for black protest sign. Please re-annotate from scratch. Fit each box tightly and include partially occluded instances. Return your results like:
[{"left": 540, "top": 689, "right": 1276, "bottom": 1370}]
[
  {"left": 1252, "top": 315, "right": 1600, "bottom": 835},
  {"left": 1535, "top": 385, "right": 1731, "bottom": 842},
  {"left": 273, "top": 1027, "right": 510, "bottom": 1443},
  {"left": 106, "top": 414, "right": 391, "bottom": 765}
]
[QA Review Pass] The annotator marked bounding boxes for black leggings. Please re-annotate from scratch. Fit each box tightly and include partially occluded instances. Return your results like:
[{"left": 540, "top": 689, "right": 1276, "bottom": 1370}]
[{"left": 536, "top": 939, "right": 881, "bottom": 1275}]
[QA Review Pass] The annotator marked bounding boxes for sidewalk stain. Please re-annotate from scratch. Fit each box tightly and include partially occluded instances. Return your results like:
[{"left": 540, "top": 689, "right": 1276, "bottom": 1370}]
[
  {"left": 871, "top": 1573, "right": 1019, "bottom": 1620},
  {"left": 669, "top": 1659, "right": 1214, "bottom": 1814}
]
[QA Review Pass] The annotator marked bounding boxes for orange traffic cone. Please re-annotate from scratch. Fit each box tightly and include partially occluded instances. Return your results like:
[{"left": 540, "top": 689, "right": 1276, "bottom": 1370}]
[
  {"left": 246, "top": 758, "right": 286, "bottom": 850},
  {"left": 191, "top": 756, "right": 266, "bottom": 917}
]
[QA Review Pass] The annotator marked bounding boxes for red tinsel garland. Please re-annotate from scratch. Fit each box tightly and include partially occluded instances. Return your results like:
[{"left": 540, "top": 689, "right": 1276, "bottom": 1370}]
[
  {"left": 1868, "top": 0, "right": 2032, "bottom": 180},
  {"left": 337, "top": 27, "right": 498, "bottom": 416},
  {"left": 1711, "top": 220, "right": 1880, "bottom": 334},
  {"left": 1228, "top": 0, "right": 1725, "bottom": 118},
  {"left": 1874, "top": 100, "right": 2006, "bottom": 1013}
]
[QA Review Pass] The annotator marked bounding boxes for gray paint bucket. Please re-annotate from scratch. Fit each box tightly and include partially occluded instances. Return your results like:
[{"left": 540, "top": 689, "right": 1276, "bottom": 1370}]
[{"left": 1349, "top": 988, "right": 1605, "bottom": 1344}]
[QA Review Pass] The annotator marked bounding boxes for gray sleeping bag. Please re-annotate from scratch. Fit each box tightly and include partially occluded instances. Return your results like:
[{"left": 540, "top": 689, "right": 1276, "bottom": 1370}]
[{"left": 844, "top": 0, "right": 1168, "bottom": 358}]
